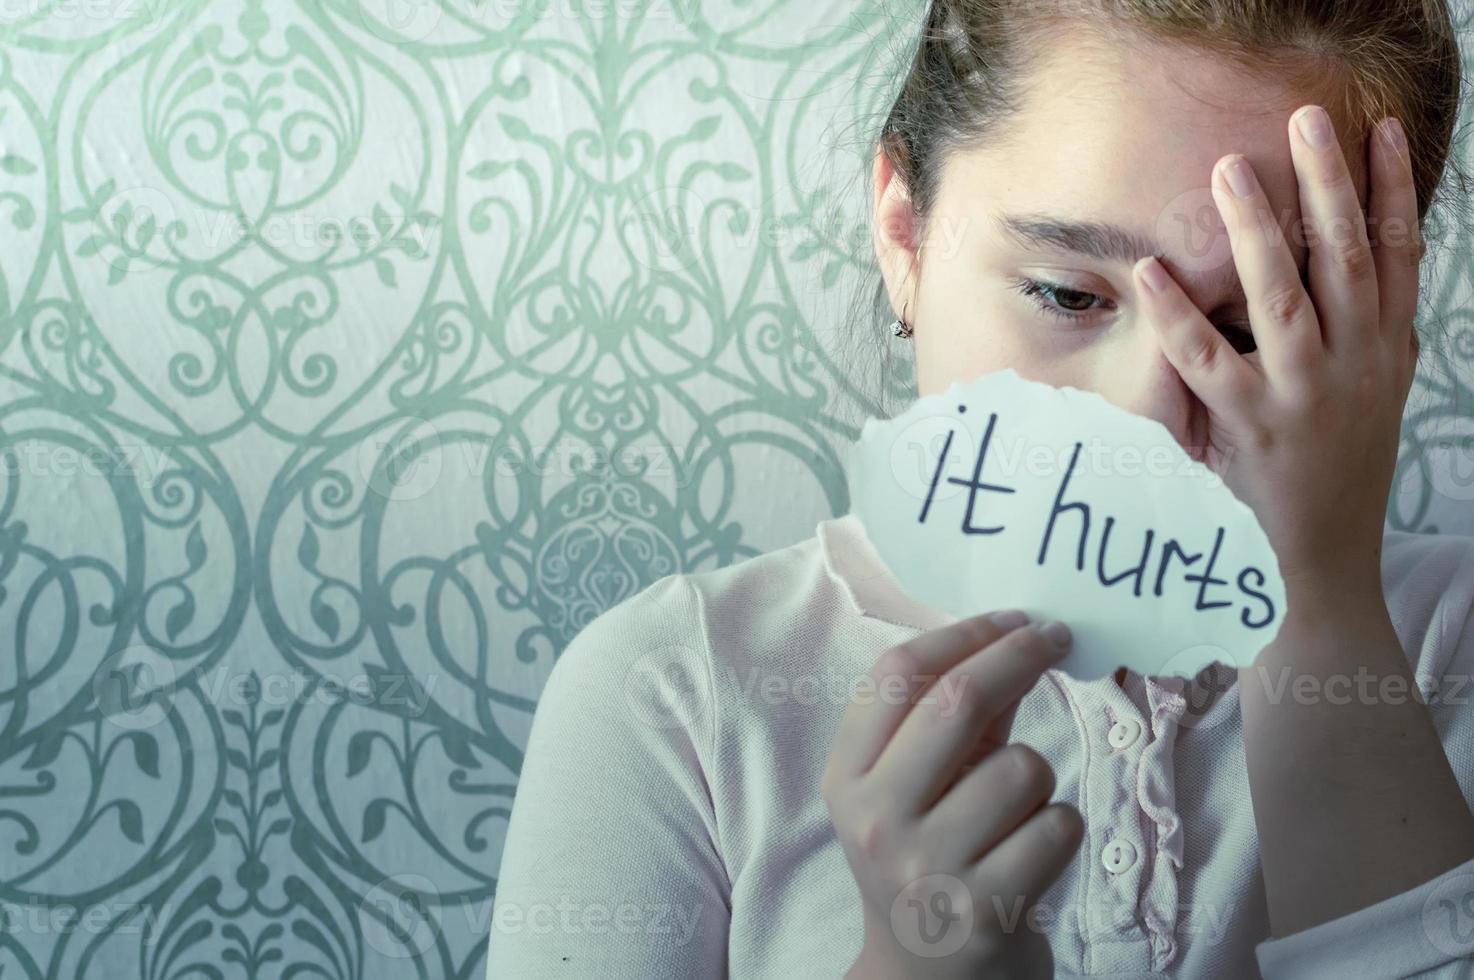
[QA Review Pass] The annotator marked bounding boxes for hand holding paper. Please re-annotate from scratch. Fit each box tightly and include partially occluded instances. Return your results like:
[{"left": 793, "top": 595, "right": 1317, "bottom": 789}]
[{"left": 846, "top": 368, "right": 1287, "bottom": 680}]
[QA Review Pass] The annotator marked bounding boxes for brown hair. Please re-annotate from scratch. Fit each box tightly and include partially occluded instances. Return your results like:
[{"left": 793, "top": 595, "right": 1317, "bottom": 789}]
[{"left": 840, "top": 0, "right": 1472, "bottom": 420}]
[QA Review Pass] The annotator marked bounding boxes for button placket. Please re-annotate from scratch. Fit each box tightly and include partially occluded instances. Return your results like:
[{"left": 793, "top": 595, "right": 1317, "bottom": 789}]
[
  {"left": 1070, "top": 673, "right": 1190, "bottom": 974},
  {"left": 1101, "top": 837, "right": 1137, "bottom": 874},
  {"left": 1107, "top": 716, "right": 1142, "bottom": 750},
  {"left": 1073, "top": 678, "right": 1156, "bottom": 975},
  {"left": 1138, "top": 676, "right": 1191, "bottom": 971},
  {"left": 1101, "top": 708, "right": 1144, "bottom": 884}
]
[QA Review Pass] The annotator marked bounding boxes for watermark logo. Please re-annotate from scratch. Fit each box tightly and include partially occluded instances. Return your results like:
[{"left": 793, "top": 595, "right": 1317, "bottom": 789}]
[
  {"left": 92, "top": 644, "right": 177, "bottom": 732},
  {"left": 622, "top": 644, "right": 711, "bottom": 730},
  {"left": 889, "top": 872, "right": 974, "bottom": 958},
  {"left": 1422, "top": 873, "right": 1474, "bottom": 958},
  {"left": 361, "top": 872, "right": 440, "bottom": 959}
]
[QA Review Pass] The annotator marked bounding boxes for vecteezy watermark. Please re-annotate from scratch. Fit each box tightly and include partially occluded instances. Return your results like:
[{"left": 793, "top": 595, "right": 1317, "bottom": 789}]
[
  {"left": 1150, "top": 182, "right": 1428, "bottom": 276},
  {"left": 889, "top": 873, "right": 975, "bottom": 958},
  {"left": 1422, "top": 873, "right": 1474, "bottom": 958},
  {"left": 0, "top": 441, "right": 185, "bottom": 485},
  {"left": 0, "top": 898, "right": 174, "bottom": 938},
  {"left": 985, "top": 895, "right": 1238, "bottom": 947},
  {"left": 1244, "top": 665, "right": 1471, "bottom": 708},
  {"left": 614, "top": 181, "right": 879, "bottom": 277},
  {"left": 886, "top": 872, "right": 1240, "bottom": 958},
  {"left": 621, "top": 653, "right": 983, "bottom": 730},
  {"left": 1423, "top": 432, "right": 1474, "bottom": 505},
  {"left": 361, "top": 873, "right": 440, "bottom": 959},
  {"left": 724, "top": 663, "right": 975, "bottom": 715},
  {"left": 348, "top": 418, "right": 706, "bottom": 502},
  {"left": 67, "top": 180, "right": 440, "bottom": 281},
  {"left": 886, "top": 421, "right": 1237, "bottom": 504},
  {"left": 357, "top": 873, "right": 711, "bottom": 959},
  {"left": 621, "top": 644, "right": 713, "bottom": 730},
  {"left": 1152, "top": 649, "right": 1240, "bottom": 733},
  {"left": 92, "top": 644, "right": 178, "bottom": 732},
  {"left": 93, "top": 652, "right": 442, "bottom": 734},
  {"left": 0, "top": 428, "right": 712, "bottom": 499},
  {"left": 489, "top": 895, "right": 706, "bottom": 945},
  {"left": 0, "top": 0, "right": 176, "bottom": 26}
]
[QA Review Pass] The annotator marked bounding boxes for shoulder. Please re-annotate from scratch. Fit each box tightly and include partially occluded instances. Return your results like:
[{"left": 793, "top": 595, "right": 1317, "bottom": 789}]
[
  {"left": 536, "top": 526, "right": 841, "bottom": 731},
  {"left": 535, "top": 572, "right": 706, "bottom": 732},
  {"left": 552, "top": 528, "right": 831, "bottom": 662},
  {"left": 681, "top": 530, "right": 837, "bottom": 642},
  {"left": 1379, "top": 525, "right": 1474, "bottom": 679}
]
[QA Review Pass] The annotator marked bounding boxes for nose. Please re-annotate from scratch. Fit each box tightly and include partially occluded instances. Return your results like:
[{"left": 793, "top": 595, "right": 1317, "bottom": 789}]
[{"left": 1094, "top": 328, "right": 1208, "bottom": 466}]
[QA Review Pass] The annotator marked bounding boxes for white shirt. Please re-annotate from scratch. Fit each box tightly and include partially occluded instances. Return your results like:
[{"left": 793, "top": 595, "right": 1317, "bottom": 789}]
[{"left": 487, "top": 511, "right": 1474, "bottom": 978}]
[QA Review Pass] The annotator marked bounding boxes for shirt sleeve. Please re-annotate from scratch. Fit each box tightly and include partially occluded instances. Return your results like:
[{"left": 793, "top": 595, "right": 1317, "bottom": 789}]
[
  {"left": 1255, "top": 531, "right": 1474, "bottom": 979},
  {"left": 1253, "top": 854, "right": 1474, "bottom": 978},
  {"left": 485, "top": 574, "right": 731, "bottom": 979}
]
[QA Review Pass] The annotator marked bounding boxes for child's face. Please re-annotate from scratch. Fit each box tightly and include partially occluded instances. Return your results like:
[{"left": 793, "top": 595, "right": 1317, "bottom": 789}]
[{"left": 873, "top": 29, "right": 1371, "bottom": 462}]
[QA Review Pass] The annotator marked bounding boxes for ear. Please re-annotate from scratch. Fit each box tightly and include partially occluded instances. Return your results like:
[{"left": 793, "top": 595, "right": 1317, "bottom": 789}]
[{"left": 872, "top": 143, "right": 923, "bottom": 321}]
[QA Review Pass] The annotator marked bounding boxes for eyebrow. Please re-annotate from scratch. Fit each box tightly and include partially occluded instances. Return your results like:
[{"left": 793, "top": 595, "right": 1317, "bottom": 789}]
[
  {"left": 997, "top": 211, "right": 1267, "bottom": 306},
  {"left": 998, "top": 212, "right": 1162, "bottom": 266}
]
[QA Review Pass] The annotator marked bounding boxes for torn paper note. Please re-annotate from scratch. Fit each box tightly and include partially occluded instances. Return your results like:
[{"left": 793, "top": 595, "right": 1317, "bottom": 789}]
[{"left": 846, "top": 367, "right": 1286, "bottom": 680}]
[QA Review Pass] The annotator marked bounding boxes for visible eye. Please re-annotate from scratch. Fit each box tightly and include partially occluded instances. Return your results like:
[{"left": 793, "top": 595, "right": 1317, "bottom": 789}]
[
  {"left": 1009, "top": 277, "right": 1112, "bottom": 321},
  {"left": 1012, "top": 276, "right": 1259, "bottom": 355}
]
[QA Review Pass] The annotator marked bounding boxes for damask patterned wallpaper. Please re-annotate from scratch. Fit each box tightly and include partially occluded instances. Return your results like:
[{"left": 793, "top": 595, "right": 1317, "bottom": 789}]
[{"left": 0, "top": 1, "right": 1470, "bottom": 978}]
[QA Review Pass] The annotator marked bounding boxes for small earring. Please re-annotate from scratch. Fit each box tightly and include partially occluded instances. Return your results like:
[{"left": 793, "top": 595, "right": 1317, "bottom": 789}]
[{"left": 891, "top": 300, "right": 913, "bottom": 339}]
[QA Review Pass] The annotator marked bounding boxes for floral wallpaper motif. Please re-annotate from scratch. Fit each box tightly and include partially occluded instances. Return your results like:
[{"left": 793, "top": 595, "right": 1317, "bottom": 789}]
[{"left": 0, "top": 1, "right": 1469, "bottom": 978}]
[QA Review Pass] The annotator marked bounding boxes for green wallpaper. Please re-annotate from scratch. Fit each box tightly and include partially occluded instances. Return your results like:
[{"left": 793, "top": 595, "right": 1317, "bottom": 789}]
[{"left": 0, "top": 1, "right": 1469, "bottom": 978}]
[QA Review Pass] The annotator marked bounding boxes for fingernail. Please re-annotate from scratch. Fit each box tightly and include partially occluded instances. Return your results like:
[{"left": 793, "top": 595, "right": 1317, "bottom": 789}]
[
  {"left": 1137, "top": 255, "right": 1172, "bottom": 294},
  {"left": 1381, "top": 117, "right": 1406, "bottom": 154},
  {"left": 1039, "top": 620, "right": 1073, "bottom": 649},
  {"left": 990, "top": 609, "right": 1030, "bottom": 629},
  {"left": 1295, "top": 105, "right": 1334, "bottom": 148},
  {"left": 1222, "top": 156, "right": 1258, "bottom": 198}
]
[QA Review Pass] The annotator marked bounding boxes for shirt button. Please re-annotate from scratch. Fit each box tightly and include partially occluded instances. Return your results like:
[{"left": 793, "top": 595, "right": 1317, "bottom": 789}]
[
  {"left": 1107, "top": 718, "right": 1142, "bottom": 750},
  {"left": 1101, "top": 838, "right": 1137, "bottom": 874}
]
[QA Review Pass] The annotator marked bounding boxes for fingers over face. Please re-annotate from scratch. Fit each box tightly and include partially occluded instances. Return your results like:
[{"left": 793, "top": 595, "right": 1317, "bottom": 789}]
[
  {"left": 1134, "top": 255, "right": 1263, "bottom": 422},
  {"left": 1209, "top": 149, "right": 1325, "bottom": 385},
  {"left": 1366, "top": 116, "right": 1423, "bottom": 348},
  {"left": 1287, "top": 104, "right": 1380, "bottom": 358}
]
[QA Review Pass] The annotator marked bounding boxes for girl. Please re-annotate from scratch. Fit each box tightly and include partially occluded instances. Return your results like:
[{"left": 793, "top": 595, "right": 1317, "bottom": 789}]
[{"left": 487, "top": 1, "right": 1474, "bottom": 976}]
